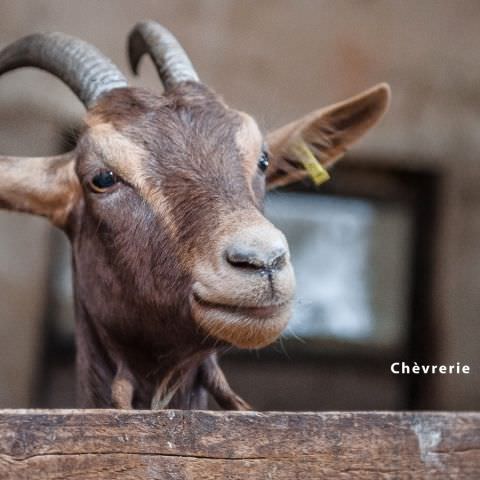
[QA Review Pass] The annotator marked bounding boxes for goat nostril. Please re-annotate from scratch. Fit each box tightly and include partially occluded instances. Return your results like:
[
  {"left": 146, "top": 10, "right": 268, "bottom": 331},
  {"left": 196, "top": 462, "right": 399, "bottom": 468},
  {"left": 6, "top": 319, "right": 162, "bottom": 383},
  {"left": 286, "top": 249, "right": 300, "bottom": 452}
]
[
  {"left": 226, "top": 250, "right": 264, "bottom": 270},
  {"left": 225, "top": 245, "right": 287, "bottom": 272},
  {"left": 270, "top": 249, "right": 287, "bottom": 270}
]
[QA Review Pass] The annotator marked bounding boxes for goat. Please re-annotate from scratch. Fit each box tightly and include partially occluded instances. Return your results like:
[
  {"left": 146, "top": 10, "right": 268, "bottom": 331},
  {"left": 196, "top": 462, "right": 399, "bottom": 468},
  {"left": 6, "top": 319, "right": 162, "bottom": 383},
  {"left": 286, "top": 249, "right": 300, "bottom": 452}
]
[{"left": 0, "top": 21, "right": 390, "bottom": 409}]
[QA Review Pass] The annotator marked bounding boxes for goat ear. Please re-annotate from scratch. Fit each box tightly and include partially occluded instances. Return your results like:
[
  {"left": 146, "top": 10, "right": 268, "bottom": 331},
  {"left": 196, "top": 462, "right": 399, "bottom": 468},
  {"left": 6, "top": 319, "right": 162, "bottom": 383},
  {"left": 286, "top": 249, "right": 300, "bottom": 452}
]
[
  {"left": 266, "top": 83, "right": 390, "bottom": 190},
  {"left": 0, "top": 153, "right": 80, "bottom": 228}
]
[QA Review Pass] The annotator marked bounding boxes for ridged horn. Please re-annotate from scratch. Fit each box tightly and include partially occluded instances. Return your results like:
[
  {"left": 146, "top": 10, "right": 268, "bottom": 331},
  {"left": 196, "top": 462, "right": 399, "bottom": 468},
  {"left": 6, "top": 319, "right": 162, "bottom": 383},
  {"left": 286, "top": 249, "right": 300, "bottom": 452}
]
[
  {"left": 128, "top": 21, "right": 199, "bottom": 90},
  {"left": 0, "top": 32, "right": 127, "bottom": 108}
]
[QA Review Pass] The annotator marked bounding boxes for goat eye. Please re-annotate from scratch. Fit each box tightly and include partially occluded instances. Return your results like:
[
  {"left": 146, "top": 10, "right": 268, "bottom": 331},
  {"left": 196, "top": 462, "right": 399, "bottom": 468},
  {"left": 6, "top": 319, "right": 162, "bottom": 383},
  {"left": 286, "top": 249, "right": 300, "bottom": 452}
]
[
  {"left": 258, "top": 150, "right": 269, "bottom": 172},
  {"left": 90, "top": 171, "right": 118, "bottom": 192}
]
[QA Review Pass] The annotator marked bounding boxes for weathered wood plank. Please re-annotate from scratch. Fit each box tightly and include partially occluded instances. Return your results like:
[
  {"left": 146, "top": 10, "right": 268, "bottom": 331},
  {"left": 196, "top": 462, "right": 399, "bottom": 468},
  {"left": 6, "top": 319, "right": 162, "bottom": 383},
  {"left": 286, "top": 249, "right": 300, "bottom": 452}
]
[{"left": 0, "top": 410, "right": 478, "bottom": 479}]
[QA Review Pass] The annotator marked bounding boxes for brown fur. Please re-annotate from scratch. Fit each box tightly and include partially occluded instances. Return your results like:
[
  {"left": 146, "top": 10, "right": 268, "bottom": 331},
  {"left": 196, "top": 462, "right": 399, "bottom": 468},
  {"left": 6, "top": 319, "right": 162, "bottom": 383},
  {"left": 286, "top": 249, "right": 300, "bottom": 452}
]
[
  {"left": 0, "top": 55, "right": 390, "bottom": 408},
  {"left": 266, "top": 84, "right": 390, "bottom": 189},
  {"left": 67, "top": 83, "right": 292, "bottom": 408},
  {"left": 0, "top": 153, "right": 80, "bottom": 226}
]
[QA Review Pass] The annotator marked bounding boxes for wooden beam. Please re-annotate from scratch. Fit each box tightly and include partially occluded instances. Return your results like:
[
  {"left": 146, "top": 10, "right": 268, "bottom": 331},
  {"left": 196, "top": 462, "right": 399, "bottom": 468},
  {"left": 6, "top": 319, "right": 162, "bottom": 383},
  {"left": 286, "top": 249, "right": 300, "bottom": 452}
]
[{"left": 0, "top": 410, "right": 478, "bottom": 479}]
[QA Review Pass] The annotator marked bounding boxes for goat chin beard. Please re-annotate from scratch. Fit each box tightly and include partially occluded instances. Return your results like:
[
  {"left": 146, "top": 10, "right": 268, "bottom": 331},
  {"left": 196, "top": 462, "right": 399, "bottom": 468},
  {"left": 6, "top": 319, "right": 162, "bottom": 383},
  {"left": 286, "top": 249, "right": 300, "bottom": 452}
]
[{"left": 191, "top": 295, "right": 292, "bottom": 348}]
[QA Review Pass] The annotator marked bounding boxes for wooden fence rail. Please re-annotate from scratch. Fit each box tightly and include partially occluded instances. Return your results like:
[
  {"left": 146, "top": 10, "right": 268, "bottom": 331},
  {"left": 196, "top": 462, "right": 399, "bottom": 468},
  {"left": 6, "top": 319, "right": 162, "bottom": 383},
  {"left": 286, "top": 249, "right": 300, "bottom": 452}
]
[{"left": 0, "top": 410, "right": 478, "bottom": 479}]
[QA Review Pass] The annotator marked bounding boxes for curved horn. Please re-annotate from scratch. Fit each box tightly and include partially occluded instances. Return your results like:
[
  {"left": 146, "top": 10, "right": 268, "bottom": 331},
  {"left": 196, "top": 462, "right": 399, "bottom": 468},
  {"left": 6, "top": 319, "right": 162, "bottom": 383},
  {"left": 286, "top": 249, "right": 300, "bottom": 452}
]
[
  {"left": 0, "top": 32, "right": 127, "bottom": 108},
  {"left": 128, "top": 21, "right": 199, "bottom": 90}
]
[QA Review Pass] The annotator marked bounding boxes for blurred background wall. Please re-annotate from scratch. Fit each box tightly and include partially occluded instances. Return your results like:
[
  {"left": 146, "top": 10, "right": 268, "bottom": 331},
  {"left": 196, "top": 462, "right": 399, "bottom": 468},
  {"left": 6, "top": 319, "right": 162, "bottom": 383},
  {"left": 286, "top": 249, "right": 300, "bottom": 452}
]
[{"left": 0, "top": 0, "right": 478, "bottom": 410}]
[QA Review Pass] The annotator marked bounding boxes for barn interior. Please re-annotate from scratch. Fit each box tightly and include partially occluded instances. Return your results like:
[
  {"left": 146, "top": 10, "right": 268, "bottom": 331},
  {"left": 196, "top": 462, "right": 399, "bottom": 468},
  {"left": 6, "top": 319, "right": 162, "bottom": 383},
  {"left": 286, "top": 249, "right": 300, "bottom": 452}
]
[{"left": 0, "top": 0, "right": 478, "bottom": 411}]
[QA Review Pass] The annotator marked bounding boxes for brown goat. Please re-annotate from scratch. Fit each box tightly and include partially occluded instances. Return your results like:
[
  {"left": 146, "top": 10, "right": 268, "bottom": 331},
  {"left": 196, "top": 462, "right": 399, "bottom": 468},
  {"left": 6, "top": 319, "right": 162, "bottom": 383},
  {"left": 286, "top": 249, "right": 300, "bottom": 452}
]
[{"left": 0, "top": 21, "right": 390, "bottom": 409}]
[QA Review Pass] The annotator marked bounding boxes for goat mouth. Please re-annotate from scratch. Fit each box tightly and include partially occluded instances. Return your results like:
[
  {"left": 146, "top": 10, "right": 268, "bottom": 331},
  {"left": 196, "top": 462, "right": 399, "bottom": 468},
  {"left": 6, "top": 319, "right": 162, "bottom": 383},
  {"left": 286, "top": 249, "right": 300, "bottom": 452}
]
[
  {"left": 190, "top": 287, "right": 293, "bottom": 348},
  {"left": 191, "top": 292, "right": 288, "bottom": 319}
]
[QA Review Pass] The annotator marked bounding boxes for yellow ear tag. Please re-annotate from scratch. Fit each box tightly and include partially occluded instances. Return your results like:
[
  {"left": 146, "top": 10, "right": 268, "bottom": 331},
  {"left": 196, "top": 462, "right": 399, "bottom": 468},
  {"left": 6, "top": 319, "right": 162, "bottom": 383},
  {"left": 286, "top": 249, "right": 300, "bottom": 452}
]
[{"left": 290, "top": 141, "right": 330, "bottom": 186}]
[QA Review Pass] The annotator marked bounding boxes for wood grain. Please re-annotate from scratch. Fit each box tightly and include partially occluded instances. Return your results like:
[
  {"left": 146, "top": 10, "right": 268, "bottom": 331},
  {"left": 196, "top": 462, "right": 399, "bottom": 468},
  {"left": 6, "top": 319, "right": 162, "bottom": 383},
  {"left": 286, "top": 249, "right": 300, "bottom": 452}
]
[{"left": 0, "top": 410, "right": 478, "bottom": 479}]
